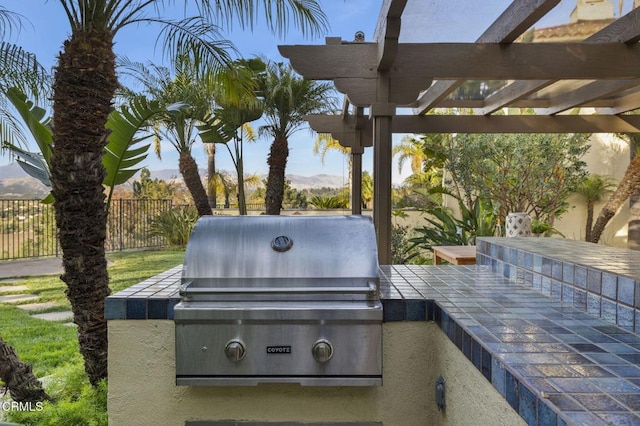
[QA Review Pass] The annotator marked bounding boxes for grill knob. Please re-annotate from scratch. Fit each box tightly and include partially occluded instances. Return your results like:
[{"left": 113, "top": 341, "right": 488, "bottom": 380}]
[
  {"left": 312, "top": 339, "right": 333, "bottom": 363},
  {"left": 225, "top": 340, "right": 246, "bottom": 362}
]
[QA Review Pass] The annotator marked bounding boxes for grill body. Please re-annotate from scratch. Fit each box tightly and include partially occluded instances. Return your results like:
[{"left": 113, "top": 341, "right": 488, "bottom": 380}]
[{"left": 174, "top": 215, "right": 383, "bottom": 386}]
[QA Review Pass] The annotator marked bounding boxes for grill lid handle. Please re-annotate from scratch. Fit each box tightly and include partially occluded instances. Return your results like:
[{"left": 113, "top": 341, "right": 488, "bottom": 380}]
[{"left": 180, "top": 281, "right": 378, "bottom": 297}]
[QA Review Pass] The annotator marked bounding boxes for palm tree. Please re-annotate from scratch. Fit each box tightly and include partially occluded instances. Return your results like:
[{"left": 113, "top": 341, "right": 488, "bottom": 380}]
[
  {"left": 199, "top": 58, "right": 265, "bottom": 215},
  {"left": 574, "top": 173, "right": 615, "bottom": 242},
  {"left": 120, "top": 56, "right": 218, "bottom": 216},
  {"left": 209, "top": 170, "right": 261, "bottom": 209},
  {"left": 362, "top": 170, "right": 374, "bottom": 209},
  {"left": 258, "top": 62, "right": 337, "bottom": 215},
  {"left": 393, "top": 133, "right": 450, "bottom": 188},
  {"left": 313, "top": 132, "right": 351, "bottom": 184},
  {"left": 214, "top": 123, "right": 260, "bottom": 215},
  {"left": 48, "top": 0, "right": 327, "bottom": 386},
  {"left": 393, "top": 135, "right": 429, "bottom": 176},
  {"left": 211, "top": 170, "right": 235, "bottom": 208},
  {"left": 313, "top": 133, "right": 350, "bottom": 163}
]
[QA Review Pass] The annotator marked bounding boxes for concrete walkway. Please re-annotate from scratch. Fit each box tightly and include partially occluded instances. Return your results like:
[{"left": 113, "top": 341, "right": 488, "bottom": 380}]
[
  {"left": 0, "top": 257, "right": 73, "bottom": 324},
  {"left": 0, "top": 257, "right": 63, "bottom": 280}
]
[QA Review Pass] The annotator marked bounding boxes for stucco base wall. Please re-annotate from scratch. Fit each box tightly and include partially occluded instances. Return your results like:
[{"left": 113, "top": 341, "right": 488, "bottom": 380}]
[{"left": 107, "top": 320, "right": 524, "bottom": 426}]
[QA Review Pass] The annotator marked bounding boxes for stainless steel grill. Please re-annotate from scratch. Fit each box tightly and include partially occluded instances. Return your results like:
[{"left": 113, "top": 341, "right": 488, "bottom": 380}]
[{"left": 174, "top": 215, "right": 383, "bottom": 386}]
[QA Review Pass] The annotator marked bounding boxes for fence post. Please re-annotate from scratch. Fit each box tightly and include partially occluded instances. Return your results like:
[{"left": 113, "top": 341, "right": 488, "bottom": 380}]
[{"left": 119, "top": 199, "right": 124, "bottom": 252}]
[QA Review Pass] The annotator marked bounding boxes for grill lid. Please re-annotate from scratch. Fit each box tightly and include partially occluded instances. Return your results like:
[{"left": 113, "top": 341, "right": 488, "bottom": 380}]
[{"left": 182, "top": 215, "right": 379, "bottom": 283}]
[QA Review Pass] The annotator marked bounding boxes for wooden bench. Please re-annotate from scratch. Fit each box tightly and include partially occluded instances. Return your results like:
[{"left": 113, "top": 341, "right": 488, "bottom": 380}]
[{"left": 432, "top": 245, "right": 477, "bottom": 265}]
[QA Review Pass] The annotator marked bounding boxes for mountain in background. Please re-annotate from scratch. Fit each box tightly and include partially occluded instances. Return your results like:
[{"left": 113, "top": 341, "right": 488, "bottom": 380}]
[
  {"left": 143, "top": 168, "right": 346, "bottom": 190},
  {"left": 0, "top": 163, "right": 346, "bottom": 198},
  {"left": 0, "top": 163, "right": 50, "bottom": 198}
]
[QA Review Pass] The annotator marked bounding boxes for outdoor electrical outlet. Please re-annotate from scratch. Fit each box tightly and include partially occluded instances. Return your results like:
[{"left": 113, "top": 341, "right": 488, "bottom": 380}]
[{"left": 435, "top": 375, "right": 446, "bottom": 412}]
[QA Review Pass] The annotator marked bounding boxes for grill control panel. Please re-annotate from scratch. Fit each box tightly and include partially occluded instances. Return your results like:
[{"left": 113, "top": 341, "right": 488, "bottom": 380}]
[{"left": 223, "top": 338, "right": 335, "bottom": 364}]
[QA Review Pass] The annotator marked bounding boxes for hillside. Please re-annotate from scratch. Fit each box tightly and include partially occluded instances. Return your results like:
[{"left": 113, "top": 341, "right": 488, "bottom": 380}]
[
  {"left": 0, "top": 163, "right": 50, "bottom": 198},
  {"left": 0, "top": 163, "right": 346, "bottom": 198}
]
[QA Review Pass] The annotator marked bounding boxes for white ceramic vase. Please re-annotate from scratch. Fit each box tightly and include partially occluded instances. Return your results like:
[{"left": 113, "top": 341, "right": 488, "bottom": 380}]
[{"left": 505, "top": 212, "right": 532, "bottom": 237}]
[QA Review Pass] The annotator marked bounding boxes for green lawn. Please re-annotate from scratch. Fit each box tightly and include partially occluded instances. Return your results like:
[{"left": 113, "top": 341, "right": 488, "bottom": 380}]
[
  {"left": 0, "top": 248, "right": 185, "bottom": 425},
  {"left": 8, "top": 248, "right": 185, "bottom": 309}
]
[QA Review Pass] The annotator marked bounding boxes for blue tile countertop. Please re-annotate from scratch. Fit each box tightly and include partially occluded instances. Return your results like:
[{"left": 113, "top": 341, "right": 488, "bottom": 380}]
[
  {"left": 380, "top": 264, "right": 640, "bottom": 426},
  {"left": 106, "top": 262, "right": 640, "bottom": 426}
]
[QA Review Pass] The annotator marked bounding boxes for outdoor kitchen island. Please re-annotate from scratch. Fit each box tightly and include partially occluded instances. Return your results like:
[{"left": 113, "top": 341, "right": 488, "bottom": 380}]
[{"left": 106, "top": 237, "right": 640, "bottom": 426}]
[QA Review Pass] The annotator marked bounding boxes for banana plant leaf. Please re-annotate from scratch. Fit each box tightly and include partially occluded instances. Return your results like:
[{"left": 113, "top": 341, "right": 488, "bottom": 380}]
[
  {"left": 197, "top": 112, "right": 236, "bottom": 144},
  {"left": 5, "top": 87, "right": 52, "bottom": 163},
  {"left": 1, "top": 142, "right": 50, "bottom": 186},
  {"left": 103, "top": 97, "right": 169, "bottom": 210},
  {"left": 3, "top": 89, "right": 166, "bottom": 210}
]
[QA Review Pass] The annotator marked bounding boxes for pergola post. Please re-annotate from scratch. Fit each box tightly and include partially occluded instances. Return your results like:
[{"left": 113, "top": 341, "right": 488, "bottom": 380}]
[
  {"left": 351, "top": 144, "right": 363, "bottom": 215},
  {"left": 372, "top": 72, "right": 395, "bottom": 264}
]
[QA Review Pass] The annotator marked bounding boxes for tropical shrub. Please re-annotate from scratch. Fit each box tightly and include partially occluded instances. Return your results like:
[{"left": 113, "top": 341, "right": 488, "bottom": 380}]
[
  {"left": 531, "top": 219, "right": 565, "bottom": 238},
  {"left": 391, "top": 224, "right": 429, "bottom": 264},
  {"left": 309, "top": 195, "right": 348, "bottom": 209},
  {"left": 410, "top": 193, "right": 497, "bottom": 253},
  {"left": 149, "top": 206, "right": 198, "bottom": 246}
]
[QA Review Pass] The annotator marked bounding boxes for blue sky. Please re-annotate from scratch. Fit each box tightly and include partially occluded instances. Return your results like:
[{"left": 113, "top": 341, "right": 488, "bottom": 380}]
[
  {"left": 2, "top": 0, "right": 388, "bottom": 185},
  {"left": 1, "top": 0, "right": 617, "bottom": 183}
]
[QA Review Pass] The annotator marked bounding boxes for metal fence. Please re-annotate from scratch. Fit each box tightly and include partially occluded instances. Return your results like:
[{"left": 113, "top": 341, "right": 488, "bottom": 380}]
[{"left": 0, "top": 199, "right": 174, "bottom": 261}]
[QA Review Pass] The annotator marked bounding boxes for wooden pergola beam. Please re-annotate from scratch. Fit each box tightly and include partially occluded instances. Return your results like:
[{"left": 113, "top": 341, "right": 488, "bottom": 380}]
[
  {"left": 305, "top": 114, "right": 640, "bottom": 134},
  {"left": 280, "top": 43, "right": 640, "bottom": 83},
  {"left": 281, "top": 1, "right": 640, "bottom": 265},
  {"left": 597, "top": 91, "right": 640, "bottom": 115},
  {"left": 536, "top": 80, "right": 640, "bottom": 115}
]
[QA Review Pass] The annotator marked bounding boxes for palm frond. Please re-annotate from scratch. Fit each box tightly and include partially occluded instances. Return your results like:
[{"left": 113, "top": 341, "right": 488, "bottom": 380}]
[
  {"left": 0, "top": 42, "right": 50, "bottom": 102},
  {"left": 194, "top": 0, "right": 328, "bottom": 39},
  {"left": 156, "top": 16, "right": 235, "bottom": 77},
  {"left": 0, "top": 6, "right": 26, "bottom": 40}
]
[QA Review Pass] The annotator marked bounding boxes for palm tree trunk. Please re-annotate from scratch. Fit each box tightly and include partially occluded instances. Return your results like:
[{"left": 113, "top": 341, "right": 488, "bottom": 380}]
[
  {"left": 626, "top": 134, "right": 640, "bottom": 250},
  {"left": 206, "top": 144, "right": 217, "bottom": 209},
  {"left": 265, "top": 135, "right": 288, "bottom": 215},
  {"left": 51, "top": 30, "right": 116, "bottom": 386},
  {"left": 0, "top": 336, "right": 50, "bottom": 403},
  {"left": 591, "top": 155, "right": 640, "bottom": 243},
  {"left": 585, "top": 201, "right": 594, "bottom": 242},
  {"left": 628, "top": 139, "right": 640, "bottom": 250},
  {"left": 237, "top": 161, "right": 247, "bottom": 215},
  {"left": 630, "top": 190, "right": 640, "bottom": 250},
  {"left": 179, "top": 152, "right": 212, "bottom": 216}
]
